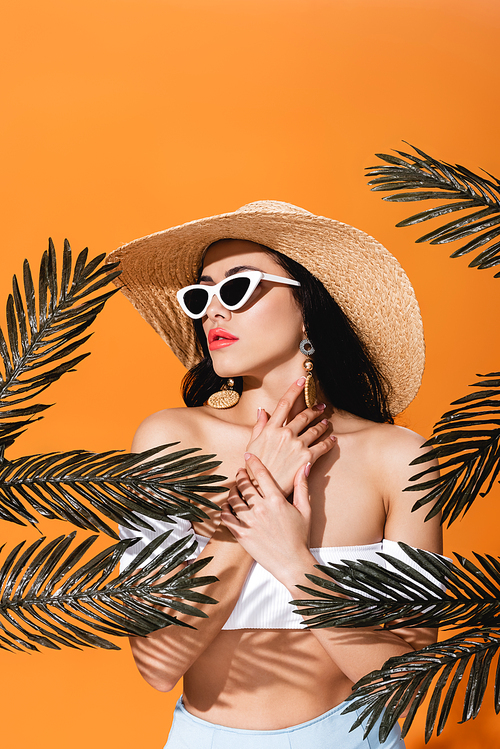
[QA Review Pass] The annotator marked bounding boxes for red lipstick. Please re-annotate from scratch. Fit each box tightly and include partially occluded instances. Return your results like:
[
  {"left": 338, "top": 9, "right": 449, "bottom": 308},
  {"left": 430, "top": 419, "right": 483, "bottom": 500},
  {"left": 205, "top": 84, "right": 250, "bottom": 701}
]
[{"left": 208, "top": 328, "right": 239, "bottom": 351}]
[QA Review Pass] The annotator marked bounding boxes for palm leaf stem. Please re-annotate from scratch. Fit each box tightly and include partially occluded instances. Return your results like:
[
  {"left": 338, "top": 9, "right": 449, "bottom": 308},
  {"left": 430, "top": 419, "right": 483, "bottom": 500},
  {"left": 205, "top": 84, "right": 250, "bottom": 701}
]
[
  {"left": 0, "top": 531, "right": 219, "bottom": 652},
  {"left": 292, "top": 544, "right": 500, "bottom": 631},
  {"left": 0, "top": 444, "right": 227, "bottom": 535},
  {"left": 340, "top": 628, "right": 500, "bottom": 742},
  {"left": 0, "top": 240, "right": 121, "bottom": 447},
  {"left": 404, "top": 373, "right": 500, "bottom": 524},
  {"left": 366, "top": 143, "right": 500, "bottom": 274}
]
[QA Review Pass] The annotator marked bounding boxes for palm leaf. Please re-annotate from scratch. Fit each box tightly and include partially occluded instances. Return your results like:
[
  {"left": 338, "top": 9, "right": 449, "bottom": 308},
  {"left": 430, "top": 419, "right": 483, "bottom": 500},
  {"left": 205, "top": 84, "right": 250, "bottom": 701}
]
[
  {"left": 366, "top": 143, "right": 500, "bottom": 275},
  {"left": 340, "top": 627, "right": 500, "bottom": 742},
  {"left": 0, "top": 443, "right": 226, "bottom": 535},
  {"left": 405, "top": 372, "right": 500, "bottom": 525},
  {"left": 0, "top": 239, "right": 121, "bottom": 448},
  {"left": 0, "top": 530, "right": 218, "bottom": 653},
  {"left": 292, "top": 543, "right": 500, "bottom": 630}
]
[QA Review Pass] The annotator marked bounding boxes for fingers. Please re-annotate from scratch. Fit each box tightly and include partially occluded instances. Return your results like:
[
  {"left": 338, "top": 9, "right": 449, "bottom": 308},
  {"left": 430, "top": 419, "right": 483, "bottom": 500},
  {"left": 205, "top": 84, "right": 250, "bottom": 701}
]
[
  {"left": 221, "top": 500, "right": 239, "bottom": 533},
  {"left": 290, "top": 415, "right": 331, "bottom": 446},
  {"left": 235, "top": 470, "right": 260, "bottom": 506},
  {"left": 307, "top": 433, "right": 337, "bottom": 464},
  {"left": 223, "top": 469, "right": 260, "bottom": 526},
  {"left": 284, "top": 402, "right": 327, "bottom": 436},
  {"left": 267, "top": 377, "right": 308, "bottom": 426},
  {"left": 292, "top": 463, "right": 312, "bottom": 520},
  {"left": 282, "top": 421, "right": 337, "bottom": 471},
  {"left": 291, "top": 412, "right": 337, "bottom": 466},
  {"left": 243, "top": 453, "right": 282, "bottom": 496},
  {"left": 250, "top": 407, "right": 269, "bottom": 441},
  {"left": 225, "top": 457, "right": 289, "bottom": 529},
  {"left": 266, "top": 378, "right": 329, "bottom": 439}
]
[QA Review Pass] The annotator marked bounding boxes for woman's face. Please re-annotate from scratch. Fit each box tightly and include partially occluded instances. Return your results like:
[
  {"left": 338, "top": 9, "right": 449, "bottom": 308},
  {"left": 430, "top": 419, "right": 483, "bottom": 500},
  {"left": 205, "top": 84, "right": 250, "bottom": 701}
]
[{"left": 200, "top": 240, "right": 305, "bottom": 381}]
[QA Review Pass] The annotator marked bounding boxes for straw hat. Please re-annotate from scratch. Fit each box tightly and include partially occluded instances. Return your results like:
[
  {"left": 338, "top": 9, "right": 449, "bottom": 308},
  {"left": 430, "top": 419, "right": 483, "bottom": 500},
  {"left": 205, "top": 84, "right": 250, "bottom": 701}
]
[{"left": 107, "top": 200, "right": 424, "bottom": 415}]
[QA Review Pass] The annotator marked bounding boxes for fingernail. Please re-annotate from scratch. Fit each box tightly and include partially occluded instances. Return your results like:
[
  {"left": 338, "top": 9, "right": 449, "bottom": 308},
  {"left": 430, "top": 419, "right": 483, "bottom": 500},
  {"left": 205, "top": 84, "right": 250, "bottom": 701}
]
[
  {"left": 313, "top": 403, "right": 326, "bottom": 411},
  {"left": 244, "top": 452, "right": 251, "bottom": 460},
  {"left": 297, "top": 377, "right": 306, "bottom": 386},
  {"left": 321, "top": 418, "right": 329, "bottom": 425},
  {"left": 304, "top": 462, "right": 312, "bottom": 477},
  {"left": 257, "top": 407, "right": 262, "bottom": 419},
  {"left": 329, "top": 434, "right": 337, "bottom": 441}
]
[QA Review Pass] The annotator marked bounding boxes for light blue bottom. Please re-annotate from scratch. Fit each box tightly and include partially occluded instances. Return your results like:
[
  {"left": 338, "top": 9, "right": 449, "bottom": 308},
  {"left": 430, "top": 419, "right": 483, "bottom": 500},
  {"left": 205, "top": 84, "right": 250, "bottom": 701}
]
[{"left": 164, "top": 697, "right": 406, "bottom": 748}]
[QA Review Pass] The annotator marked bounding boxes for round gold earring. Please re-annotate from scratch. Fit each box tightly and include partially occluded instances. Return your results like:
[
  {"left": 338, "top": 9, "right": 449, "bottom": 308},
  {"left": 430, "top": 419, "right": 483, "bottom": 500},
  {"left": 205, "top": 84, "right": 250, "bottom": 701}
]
[{"left": 206, "top": 378, "right": 240, "bottom": 409}]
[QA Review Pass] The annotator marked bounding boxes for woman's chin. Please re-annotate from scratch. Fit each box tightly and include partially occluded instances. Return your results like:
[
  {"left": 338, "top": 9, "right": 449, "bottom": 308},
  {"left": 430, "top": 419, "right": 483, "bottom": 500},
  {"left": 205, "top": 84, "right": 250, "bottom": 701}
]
[
  {"left": 210, "top": 354, "right": 244, "bottom": 379},
  {"left": 211, "top": 360, "right": 241, "bottom": 378}
]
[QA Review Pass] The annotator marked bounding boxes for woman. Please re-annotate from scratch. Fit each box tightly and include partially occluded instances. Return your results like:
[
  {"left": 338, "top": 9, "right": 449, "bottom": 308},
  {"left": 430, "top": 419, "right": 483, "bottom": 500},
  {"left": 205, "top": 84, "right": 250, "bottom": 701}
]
[{"left": 107, "top": 201, "right": 442, "bottom": 748}]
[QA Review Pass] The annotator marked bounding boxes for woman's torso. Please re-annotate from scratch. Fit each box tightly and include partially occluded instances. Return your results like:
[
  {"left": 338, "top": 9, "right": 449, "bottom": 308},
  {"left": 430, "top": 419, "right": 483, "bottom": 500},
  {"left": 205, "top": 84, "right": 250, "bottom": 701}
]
[{"left": 157, "top": 404, "right": 395, "bottom": 728}]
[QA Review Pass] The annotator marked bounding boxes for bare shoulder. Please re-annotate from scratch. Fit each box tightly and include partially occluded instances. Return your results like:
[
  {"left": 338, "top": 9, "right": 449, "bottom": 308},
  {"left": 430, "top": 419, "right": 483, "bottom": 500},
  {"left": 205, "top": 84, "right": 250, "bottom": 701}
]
[
  {"left": 361, "top": 422, "right": 438, "bottom": 493},
  {"left": 131, "top": 406, "right": 208, "bottom": 452},
  {"left": 337, "top": 417, "right": 436, "bottom": 494},
  {"left": 335, "top": 412, "right": 429, "bottom": 466},
  {"left": 365, "top": 422, "right": 431, "bottom": 468},
  {"left": 366, "top": 423, "right": 441, "bottom": 549},
  {"left": 332, "top": 414, "right": 441, "bottom": 550}
]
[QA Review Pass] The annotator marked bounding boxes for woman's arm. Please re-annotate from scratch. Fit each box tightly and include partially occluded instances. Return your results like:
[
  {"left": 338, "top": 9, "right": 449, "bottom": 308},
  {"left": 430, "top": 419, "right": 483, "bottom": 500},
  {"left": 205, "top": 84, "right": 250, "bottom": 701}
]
[
  {"left": 222, "top": 439, "right": 442, "bottom": 685},
  {"left": 375, "top": 427, "right": 442, "bottom": 651},
  {"left": 125, "top": 386, "right": 336, "bottom": 692},
  {"left": 124, "top": 412, "right": 254, "bottom": 692},
  {"left": 129, "top": 524, "right": 254, "bottom": 692}
]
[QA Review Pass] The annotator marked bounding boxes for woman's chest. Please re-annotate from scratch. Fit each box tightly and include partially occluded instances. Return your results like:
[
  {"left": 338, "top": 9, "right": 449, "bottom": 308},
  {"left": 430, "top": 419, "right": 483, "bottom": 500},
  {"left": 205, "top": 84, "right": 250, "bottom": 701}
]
[
  {"left": 307, "top": 460, "right": 386, "bottom": 547},
  {"left": 190, "top": 421, "right": 387, "bottom": 545}
]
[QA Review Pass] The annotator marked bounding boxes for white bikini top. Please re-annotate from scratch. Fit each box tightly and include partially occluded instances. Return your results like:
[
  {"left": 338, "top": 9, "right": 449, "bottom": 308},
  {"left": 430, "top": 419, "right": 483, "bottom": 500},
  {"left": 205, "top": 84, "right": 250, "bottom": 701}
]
[{"left": 119, "top": 516, "right": 435, "bottom": 630}]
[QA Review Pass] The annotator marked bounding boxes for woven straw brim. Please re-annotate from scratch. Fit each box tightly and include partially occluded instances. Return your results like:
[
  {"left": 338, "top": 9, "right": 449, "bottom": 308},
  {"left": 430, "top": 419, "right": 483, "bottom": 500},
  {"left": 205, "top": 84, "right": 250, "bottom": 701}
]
[{"left": 106, "top": 202, "right": 425, "bottom": 415}]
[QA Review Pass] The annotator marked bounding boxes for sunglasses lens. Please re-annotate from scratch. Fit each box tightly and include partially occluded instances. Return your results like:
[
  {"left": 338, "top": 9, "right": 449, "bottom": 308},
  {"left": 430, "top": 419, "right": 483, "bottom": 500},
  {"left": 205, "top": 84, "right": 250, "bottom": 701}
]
[
  {"left": 183, "top": 287, "right": 210, "bottom": 315},
  {"left": 220, "top": 276, "right": 252, "bottom": 307}
]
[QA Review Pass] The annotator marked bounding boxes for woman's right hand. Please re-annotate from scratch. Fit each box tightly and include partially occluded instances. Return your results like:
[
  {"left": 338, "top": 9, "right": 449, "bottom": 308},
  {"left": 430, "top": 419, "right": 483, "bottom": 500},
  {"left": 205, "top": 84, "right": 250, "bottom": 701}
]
[{"left": 245, "top": 377, "right": 336, "bottom": 496}]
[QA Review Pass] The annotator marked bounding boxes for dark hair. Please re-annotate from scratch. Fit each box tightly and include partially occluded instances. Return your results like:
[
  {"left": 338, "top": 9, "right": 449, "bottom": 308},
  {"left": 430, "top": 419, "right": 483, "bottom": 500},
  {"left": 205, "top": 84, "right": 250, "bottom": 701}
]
[{"left": 181, "top": 246, "right": 394, "bottom": 423}]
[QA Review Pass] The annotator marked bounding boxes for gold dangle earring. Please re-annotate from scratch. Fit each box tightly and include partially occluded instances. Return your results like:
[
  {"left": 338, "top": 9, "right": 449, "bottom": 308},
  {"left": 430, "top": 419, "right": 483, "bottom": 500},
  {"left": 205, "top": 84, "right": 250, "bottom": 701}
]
[
  {"left": 206, "top": 378, "right": 240, "bottom": 409},
  {"left": 299, "top": 338, "right": 316, "bottom": 408}
]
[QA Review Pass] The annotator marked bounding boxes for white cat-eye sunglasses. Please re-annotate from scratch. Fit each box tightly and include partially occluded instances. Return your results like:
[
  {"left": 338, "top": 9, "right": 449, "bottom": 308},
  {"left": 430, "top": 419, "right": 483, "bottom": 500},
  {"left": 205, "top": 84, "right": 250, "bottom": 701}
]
[{"left": 176, "top": 270, "right": 301, "bottom": 319}]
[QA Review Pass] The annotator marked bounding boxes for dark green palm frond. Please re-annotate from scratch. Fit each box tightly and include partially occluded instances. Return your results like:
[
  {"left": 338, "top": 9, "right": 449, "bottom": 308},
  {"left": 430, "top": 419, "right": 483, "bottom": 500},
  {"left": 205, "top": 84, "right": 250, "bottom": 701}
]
[
  {"left": 366, "top": 143, "right": 500, "bottom": 275},
  {"left": 0, "top": 530, "right": 218, "bottom": 653},
  {"left": 292, "top": 543, "right": 500, "bottom": 630},
  {"left": 0, "top": 443, "right": 226, "bottom": 535},
  {"left": 405, "top": 372, "right": 500, "bottom": 525},
  {"left": 0, "top": 239, "right": 121, "bottom": 449},
  {"left": 340, "top": 627, "right": 500, "bottom": 743}
]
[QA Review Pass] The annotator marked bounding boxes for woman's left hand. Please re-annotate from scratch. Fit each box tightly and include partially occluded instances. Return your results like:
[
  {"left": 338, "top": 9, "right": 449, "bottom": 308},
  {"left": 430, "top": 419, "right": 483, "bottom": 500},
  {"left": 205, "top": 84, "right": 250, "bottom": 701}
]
[{"left": 220, "top": 453, "right": 314, "bottom": 581}]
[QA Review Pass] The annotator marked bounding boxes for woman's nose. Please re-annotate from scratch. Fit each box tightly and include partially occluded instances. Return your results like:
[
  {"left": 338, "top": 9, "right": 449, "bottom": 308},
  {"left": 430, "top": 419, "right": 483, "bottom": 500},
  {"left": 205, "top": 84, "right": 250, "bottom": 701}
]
[{"left": 205, "top": 294, "right": 231, "bottom": 321}]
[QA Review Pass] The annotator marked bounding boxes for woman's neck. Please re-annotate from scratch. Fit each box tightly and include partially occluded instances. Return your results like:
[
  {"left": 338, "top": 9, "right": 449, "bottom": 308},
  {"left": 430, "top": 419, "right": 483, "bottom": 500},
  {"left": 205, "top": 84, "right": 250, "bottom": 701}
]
[{"left": 231, "top": 364, "right": 324, "bottom": 426}]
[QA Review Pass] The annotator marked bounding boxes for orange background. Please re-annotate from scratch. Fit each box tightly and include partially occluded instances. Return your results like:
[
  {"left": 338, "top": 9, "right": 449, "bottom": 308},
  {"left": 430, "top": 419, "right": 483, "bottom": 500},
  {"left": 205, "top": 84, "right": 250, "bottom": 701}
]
[{"left": 1, "top": 1, "right": 499, "bottom": 747}]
